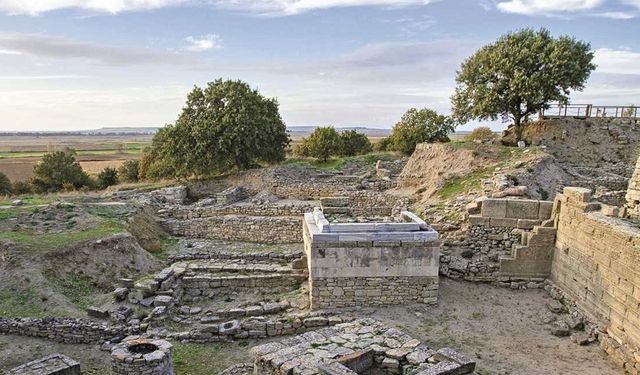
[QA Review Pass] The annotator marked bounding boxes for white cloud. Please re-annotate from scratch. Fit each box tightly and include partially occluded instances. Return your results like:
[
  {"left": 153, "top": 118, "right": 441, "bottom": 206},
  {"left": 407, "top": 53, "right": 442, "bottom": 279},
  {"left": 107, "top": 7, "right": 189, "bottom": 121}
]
[
  {"left": 496, "top": 0, "right": 603, "bottom": 15},
  {"left": 0, "top": 33, "right": 189, "bottom": 65},
  {"left": 0, "top": 48, "right": 21, "bottom": 55},
  {"left": 594, "top": 48, "right": 640, "bottom": 75},
  {"left": 623, "top": 0, "right": 640, "bottom": 8},
  {"left": 0, "top": 0, "right": 437, "bottom": 16},
  {"left": 589, "top": 10, "right": 638, "bottom": 18},
  {"left": 0, "top": 0, "right": 187, "bottom": 15},
  {"left": 184, "top": 34, "right": 223, "bottom": 52}
]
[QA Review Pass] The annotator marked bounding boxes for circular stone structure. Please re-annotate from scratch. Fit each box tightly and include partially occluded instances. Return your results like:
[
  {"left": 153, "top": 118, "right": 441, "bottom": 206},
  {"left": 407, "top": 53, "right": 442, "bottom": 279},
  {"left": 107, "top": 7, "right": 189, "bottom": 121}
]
[{"left": 111, "top": 337, "right": 173, "bottom": 375}]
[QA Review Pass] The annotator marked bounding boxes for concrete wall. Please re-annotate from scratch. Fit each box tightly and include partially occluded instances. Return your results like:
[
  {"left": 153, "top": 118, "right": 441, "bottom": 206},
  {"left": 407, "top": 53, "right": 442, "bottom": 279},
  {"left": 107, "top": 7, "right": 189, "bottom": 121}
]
[{"left": 551, "top": 187, "right": 640, "bottom": 374}]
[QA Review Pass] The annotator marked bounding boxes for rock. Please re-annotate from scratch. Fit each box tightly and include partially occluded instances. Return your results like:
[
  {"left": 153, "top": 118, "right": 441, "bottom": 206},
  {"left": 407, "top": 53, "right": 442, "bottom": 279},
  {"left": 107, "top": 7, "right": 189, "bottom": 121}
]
[
  {"left": 565, "top": 315, "right": 584, "bottom": 330},
  {"left": 546, "top": 300, "right": 565, "bottom": 313},
  {"left": 87, "top": 306, "right": 110, "bottom": 319},
  {"left": 550, "top": 322, "right": 570, "bottom": 337},
  {"left": 219, "top": 320, "right": 241, "bottom": 335},
  {"left": 571, "top": 333, "right": 592, "bottom": 345},
  {"left": 113, "top": 287, "right": 129, "bottom": 302},
  {"left": 12, "top": 199, "right": 24, "bottom": 206}
]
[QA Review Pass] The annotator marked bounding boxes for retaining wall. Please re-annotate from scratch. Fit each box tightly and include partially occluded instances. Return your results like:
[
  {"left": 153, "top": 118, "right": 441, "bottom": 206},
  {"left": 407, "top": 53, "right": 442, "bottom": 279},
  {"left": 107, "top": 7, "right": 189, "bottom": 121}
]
[
  {"left": 551, "top": 187, "right": 640, "bottom": 374},
  {"left": 0, "top": 317, "right": 133, "bottom": 344}
]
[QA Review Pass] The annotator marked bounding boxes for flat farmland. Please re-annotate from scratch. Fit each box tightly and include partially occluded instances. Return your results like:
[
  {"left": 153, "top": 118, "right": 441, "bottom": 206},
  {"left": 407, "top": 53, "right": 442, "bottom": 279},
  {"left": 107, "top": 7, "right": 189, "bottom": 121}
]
[{"left": 0, "top": 134, "right": 152, "bottom": 181}]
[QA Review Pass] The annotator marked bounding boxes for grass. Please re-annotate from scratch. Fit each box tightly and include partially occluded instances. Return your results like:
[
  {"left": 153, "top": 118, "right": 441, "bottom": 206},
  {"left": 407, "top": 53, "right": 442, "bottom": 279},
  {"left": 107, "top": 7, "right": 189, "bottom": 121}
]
[
  {"left": 438, "top": 167, "right": 493, "bottom": 200},
  {"left": 0, "top": 196, "right": 57, "bottom": 206},
  {"left": 0, "top": 218, "right": 125, "bottom": 251},
  {"left": 283, "top": 151, "right": 400, "bottom": 171},
  {"left": 48, "top": 273, "right": 96, "bottom": 310},
  {"left": 172, "top": 342, "right": 253, "bottom": 374},
  {"left": 0, "top": 287, "right": 43, "bottom": 317}
]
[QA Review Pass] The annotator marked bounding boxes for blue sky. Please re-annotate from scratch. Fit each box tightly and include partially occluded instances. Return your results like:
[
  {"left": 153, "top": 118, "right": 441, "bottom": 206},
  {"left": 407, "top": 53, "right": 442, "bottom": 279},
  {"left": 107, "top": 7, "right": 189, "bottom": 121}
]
[{"left": 0, "top": 0, "right": 639, "bottom": 131}]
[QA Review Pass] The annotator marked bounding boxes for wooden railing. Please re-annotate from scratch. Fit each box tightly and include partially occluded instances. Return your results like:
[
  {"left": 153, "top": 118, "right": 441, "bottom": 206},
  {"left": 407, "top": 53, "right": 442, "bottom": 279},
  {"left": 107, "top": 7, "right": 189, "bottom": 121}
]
[{"left": 540, "top": 104, "right": 639, "bottom": 119}]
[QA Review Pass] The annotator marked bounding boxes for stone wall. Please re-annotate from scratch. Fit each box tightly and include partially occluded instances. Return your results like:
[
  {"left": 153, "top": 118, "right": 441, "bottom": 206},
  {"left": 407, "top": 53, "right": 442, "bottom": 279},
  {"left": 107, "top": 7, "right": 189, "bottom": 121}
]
[
  {"left": 181, "top": 273, "right": 307, "bottom": 302},
  {"left": 160, "top": 215, "right": 302, "bottom": 244},
  {"left": 550, "top": 187, "right": 640, "bottom": 374},
  {"left": 303, "top": 210, "right": 440, "bottom": 309},
  {"left": 627, "top": 155, "right": 640, "bottom": 217},
  {"left": 0, "top": 317, "right": 133, "bottom": 344},
  {"left": 7, "top": 354, "right": 80, "bottom": 375}
]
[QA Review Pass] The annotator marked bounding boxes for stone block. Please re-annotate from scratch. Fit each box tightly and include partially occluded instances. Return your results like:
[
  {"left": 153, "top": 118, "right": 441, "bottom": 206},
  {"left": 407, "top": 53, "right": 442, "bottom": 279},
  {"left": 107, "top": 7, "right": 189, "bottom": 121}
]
[
  {"left": 489, "top": 217, "right": 518, "bottom": 228},
  {"left": 538, "top": 201, "right": 553, "bottom": 220},
  {"left": 320, "top": 197, "right": 350, "bottom": 207},
  {"left": 517, "top": 219, "right": 541, "bottom": 229},
  {"left": 563, "top": 187, "right": 591, "bottom": 203},
  {"left": 480, "top": 199, "right": 507, "bottom": 218},
  {"left": 506, "top": 199, "right": 540, "bottom": 219},
  {"left": 87, "top": 306, "right": 110, "bottom": 319},
  {"left": 468, "top": 215, "right": 490, "bottom": 226}
]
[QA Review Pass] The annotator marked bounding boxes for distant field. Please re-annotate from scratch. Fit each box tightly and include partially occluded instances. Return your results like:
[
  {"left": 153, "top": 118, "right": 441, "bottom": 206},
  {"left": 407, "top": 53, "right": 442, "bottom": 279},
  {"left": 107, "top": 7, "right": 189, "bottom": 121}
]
[{"left": 0, "top": 134, "right": 151, "bottom": 182}]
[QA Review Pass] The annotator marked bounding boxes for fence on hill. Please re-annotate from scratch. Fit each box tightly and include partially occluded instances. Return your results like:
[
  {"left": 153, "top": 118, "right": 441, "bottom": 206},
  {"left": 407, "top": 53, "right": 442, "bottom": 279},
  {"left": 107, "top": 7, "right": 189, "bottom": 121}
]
[{"left": 540, "top": 104, "right": 639, "bottom": 120}]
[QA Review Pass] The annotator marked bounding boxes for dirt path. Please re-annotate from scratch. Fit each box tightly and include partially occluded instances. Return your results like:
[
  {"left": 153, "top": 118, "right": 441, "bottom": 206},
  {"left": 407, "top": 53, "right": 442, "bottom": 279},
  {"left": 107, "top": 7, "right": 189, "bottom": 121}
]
[{"left": 371, "top": 278, "right": 622, "bottom": 375}]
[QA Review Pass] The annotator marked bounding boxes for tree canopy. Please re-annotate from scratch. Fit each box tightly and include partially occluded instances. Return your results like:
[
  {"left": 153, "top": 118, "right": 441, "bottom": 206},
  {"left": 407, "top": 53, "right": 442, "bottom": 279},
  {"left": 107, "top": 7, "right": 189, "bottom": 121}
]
[
  {"left": 31, "top": 150, "right": 92, "bottom": 193},
  {"left": 451, "top": 28, "right": 595, "bottom": 142},
  {"left": 143, "top": 79, "right": 290, "bottom": 179},
  {"left": 0, "top": 172, "right": 11, "bottom": 195},
  {"left": 389, "top": 108, "right": 454, "bottom": 155},
  {"left": 302, "top": 126, "right": 342, "bottom": 162},
  {"left": 339, "top": 130, "right": 372, "bottom": 156}
]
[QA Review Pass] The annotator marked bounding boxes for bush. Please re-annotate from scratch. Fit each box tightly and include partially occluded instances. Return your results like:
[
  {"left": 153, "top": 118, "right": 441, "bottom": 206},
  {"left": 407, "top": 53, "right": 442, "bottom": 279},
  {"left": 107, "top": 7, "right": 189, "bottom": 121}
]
[
  {"left": 12, "top": 180, "right": 32, "bottom": 194},
  {"left": 389, "top": 108, "right": 455, "bottom": 155},
  {"left": 302, "top": 126, "right": 342, "bottom": 162},
  {"left": 373, "top": 136, "right": 392, "bottom": 151},
  {"left": 117, "top": 160, "right": 140, "bottom": 183},
  {"left": 97, "top": 167, "right": 119, "bottom": 189},
  {"left": 0, "top": 172, "right": 11, "bottom": 195},
  {"left": 142, "top": 79, "right": 290, "bottom": 179},
  {"left": 339, "top": 130, "right": 372, "bottom": 156},
  {"left": 465, "top": 127, "right": 496, "bottom": 142},
  {"left": 292, "top": 142, "right": 310, "bottom": 157},
  {"left": 31, "top": 150, "right": 92, "bottom": 193}
]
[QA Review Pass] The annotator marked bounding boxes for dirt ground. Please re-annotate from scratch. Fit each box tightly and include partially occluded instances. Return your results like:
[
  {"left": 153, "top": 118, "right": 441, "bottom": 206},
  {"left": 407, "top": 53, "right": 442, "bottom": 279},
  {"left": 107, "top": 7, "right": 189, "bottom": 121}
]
[
  {"left": 0, "top": 279, "right": 623, "bottom": 375},
  {"left": 371, "top": 279, "right": 622, "bottom": 375}
]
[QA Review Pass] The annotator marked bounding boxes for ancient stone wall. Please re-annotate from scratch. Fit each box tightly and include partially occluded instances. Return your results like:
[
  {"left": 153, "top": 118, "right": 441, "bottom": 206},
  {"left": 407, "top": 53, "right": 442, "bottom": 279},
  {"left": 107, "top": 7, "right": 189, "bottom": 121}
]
[
  {"left": 626, "top": 155, "right": 640, "bottom": 217},
  {"left": 181, "top": 273, "right": 307, "bottom": 302},
  {"left": 7, "top": 354, "right": 80, "bottom": 375},
  {"left": 303, "top": 211, "right": 440, "bottom": 309},
  {"left": 550, "top": 187, "right": 640, "bottom": 374},
  {"left": 0, "top": 317, "right": 133, "bottom": 344},
  {"left": 166, "top": 202, "right": 314, "bottom": 219},
  {"left": 160, "top": 215, "right": 302, "bottom": 244}
]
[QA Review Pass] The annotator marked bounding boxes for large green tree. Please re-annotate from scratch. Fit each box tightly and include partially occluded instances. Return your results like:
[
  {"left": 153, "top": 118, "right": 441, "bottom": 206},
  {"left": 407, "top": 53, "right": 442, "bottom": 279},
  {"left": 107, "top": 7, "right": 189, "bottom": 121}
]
[
  {"left": 304, "top": 126, "right": 342, "bottom": 162},
  {"left": 31, "top": 150, "right": 92, "bottom": 193},
  {"left": 389, "top": 108, "right": 454, "bottom": 155},
  {"left": 451, "top": 28, "right": 595, "bottom": 142},
  {"left": 143, "top": 79, "right": 290, "bottom": 179},
  {"left": 339, "top": 130, "right": 372, "bottom": 156}
]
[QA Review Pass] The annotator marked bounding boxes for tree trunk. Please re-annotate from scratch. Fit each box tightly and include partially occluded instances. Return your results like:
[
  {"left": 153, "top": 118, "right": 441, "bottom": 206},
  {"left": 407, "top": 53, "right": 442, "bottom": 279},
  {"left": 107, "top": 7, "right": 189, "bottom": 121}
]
[{"left": 514, "top": 115, "right": 523, "bottom": 143}]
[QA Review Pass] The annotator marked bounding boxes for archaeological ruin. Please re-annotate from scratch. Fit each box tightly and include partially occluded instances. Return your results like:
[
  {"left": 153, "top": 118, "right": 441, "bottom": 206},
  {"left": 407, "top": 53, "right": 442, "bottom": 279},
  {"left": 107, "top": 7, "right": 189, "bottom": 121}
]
[{"left": 3, "top": 118, "right": 640, "bottom": 375}]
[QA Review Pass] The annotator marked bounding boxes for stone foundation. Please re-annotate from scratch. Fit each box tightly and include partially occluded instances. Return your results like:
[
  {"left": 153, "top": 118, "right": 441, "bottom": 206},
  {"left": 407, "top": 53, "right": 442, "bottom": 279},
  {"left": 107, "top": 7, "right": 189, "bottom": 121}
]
[
  {"left": 7, "top": 354, "right": 80, "bottom": 375},
  {"left": 304, "top": 209, "right": 440, "bottom": 309},
  {"left": 111, "top": 338, "right": 173, "bottom": 375}
]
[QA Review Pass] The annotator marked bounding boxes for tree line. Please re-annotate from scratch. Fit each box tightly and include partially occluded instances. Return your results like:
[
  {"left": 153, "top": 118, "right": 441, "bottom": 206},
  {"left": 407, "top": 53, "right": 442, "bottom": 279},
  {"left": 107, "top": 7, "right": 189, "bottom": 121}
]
[{"left": 0, "top": 28, "right": 596, "bottom": 195}]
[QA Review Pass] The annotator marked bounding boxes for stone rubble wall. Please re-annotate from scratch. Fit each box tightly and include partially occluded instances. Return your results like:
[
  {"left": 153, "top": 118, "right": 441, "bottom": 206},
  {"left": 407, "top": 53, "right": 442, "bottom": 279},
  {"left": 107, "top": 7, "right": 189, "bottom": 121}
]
[
  {"left": 166, "top": 202, "right": 314, "bottom": 220},
  {"left": 160, "top": 215, "right": 302, "bottom": 244},
  {"left": 7, "top": 354, "right": 80, "bottom": 375},
  {"left": 0, "top": 317, "right": 134, "bottom": 345},
  {"left": 181, "top": 273, "right": 307, "bottom": 302},
  {"left": 167, "top": 251, "right": 303, "bottom": 264},
  {"left": 551, "top": 187, "right": 640, "bottom": 374},
  {"left": 626, "top": 156, "right": 640, "bottom": 217}
]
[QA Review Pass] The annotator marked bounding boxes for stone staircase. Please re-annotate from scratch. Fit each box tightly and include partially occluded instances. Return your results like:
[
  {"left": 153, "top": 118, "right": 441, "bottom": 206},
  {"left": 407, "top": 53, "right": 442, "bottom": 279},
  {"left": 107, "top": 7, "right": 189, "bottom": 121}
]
[{"left": 499, "top": 225, "right": 557, "bottom": 278}]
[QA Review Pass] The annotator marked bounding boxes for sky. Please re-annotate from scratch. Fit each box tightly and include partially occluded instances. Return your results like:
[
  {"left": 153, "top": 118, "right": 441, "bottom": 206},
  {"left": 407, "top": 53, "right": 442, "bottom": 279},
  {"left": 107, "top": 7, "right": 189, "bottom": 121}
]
[{"left": 0, "top": 0, "right": 639, "bottom": 132}]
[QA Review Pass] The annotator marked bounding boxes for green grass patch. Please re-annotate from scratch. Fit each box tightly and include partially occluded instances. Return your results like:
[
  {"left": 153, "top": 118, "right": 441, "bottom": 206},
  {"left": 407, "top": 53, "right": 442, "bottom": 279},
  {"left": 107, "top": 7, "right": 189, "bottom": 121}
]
[
  {"left": 48, "top": 273, "right": 95, "bottom": 310},
  {"left": 0, "top": 196, "right": 57, "bottom": 206},
  {"left": 283, "top": 151, "right": 400, "bottom": 171},
  {"left": 172, "top": 342, "right": 252, "bottom": 374},
  {"left": 0, "top": 287, "right": 43, "bottom": 317},
  {"left": 0, "top": 218, "right": 125, "bottom": 251},
  {"left": 438, "top": 167, "right": 492, "bottom": 200}
]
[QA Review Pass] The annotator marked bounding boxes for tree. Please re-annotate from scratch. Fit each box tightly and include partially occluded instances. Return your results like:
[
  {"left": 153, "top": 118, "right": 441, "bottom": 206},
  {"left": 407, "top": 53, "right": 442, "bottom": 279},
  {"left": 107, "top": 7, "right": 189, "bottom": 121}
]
[
  {"left": 0, "top": 172, "right": 11, "bottom": 195},
  {"left": 389, "top": 108, "right": 454, "bottom": 155},
  {"left": 118, "top": 160, "right": 140, "bottom": 183},
  {"left": 31, "top": 150, "right": 92, "bottom": 193},
  {"left": 374, "top": 136, "right": 392, "bottom": 152},
  {"left": 465, "top": 127, "right": 496, "bottom": 142},
  {"left": 451, "top": 28, "right": 595, "bottom": 142},
  {"left": 143, "top": 79, "right": 290, "bottom": 179},
  {"left": 97, "top": 167, "right": 119, "bottom": 189},
  {"left": 304, "top": 126, "right": 342, "bottom": 162},
  {"left": 339, "top": 130, "right": 372, "bottom": 156}
]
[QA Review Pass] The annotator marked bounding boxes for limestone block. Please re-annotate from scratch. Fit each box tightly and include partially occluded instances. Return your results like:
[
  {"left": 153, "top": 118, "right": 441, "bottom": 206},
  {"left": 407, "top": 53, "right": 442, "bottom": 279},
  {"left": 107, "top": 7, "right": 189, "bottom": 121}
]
[
  {"left": 468, "top": 215, "right": 490, "bottom": 226},
  {"left": 506, "top": 199, "right": 540, "bottom": 219},
  {"left": 538, "top": 201, "right": 553, "bottom": 220},
  {"left": 517, "top": 219, "right": 541, "bottom": 229},
  {"left": 563, "top": 187, "right": 591, "bottom": 203},
  {"left": 489, "top": 217, "right": 519, "bottom": 228},
  {"left": 481, "top": 199, "right": 507, "bottom": 218},
  {"left": 320, "top": 197, "right": 350, "bottom": 207}
]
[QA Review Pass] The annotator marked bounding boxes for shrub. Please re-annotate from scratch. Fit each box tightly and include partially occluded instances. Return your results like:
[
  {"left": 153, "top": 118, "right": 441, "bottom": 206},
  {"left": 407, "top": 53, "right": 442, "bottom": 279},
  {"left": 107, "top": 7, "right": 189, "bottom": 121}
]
[
  {"left": 117, "top": 160, "right": 140, "bottom": 183},
  {"left": 97, "top": 167, "right": 119, "bottom": 189},
  {"left": 339, "top": 130, "right": 372, "bottom": 156},
  {"left": 31, "top": 150, "right": 92, "bottom": 193},
  {"left": 389, "top": 108, "right": 455, "bottom": 155},
  {"left": 465, "top": 127, "right": 496, "bottom": 142},
  {"left": 292, "top": 141, "right": 310, "bottom": 157},
  {"left": 302, "top": 126, "right": 342, "bottom": 162},
  {"left": 0, "top": 172, "right": 11, "bottom": 195},
  {"left": 12, "top": 180, "right": 32, "bottom": 195},
  {"left": 373, "top": 136, "right": 392, "bottom": 151},
  {"left": 461, "top": 249, "right": 474, "bottom": 259}
]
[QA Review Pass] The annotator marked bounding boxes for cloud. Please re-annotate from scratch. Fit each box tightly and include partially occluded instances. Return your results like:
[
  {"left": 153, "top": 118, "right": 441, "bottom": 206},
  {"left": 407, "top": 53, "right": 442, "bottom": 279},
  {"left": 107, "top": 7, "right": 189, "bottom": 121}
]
[
  {"left": 594, "top": 48, "right": 640, "bottom": 75},
  {"left": 0, "top": 0, "right": 187, "bottom": 15},
  {"left": 184, "top": 34, "right": 223, "bottom": 52},
  {"left": 0, "top": 0, "right": 437, "bottom": 16},
  {"left": 588, "top": 10, "right": 638, "bottom": 18},
  {"left": 0, "top": 33, "right": 188, "bottom": 65},
  {"left": 0, "top": 75, "right": 90, "bottom": 80},
  {"left": 623, "top": 0, "right": 640, "bottom": 8},
  {"left": 496, "top": 0, "right": 604, "bottom": 15}
]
